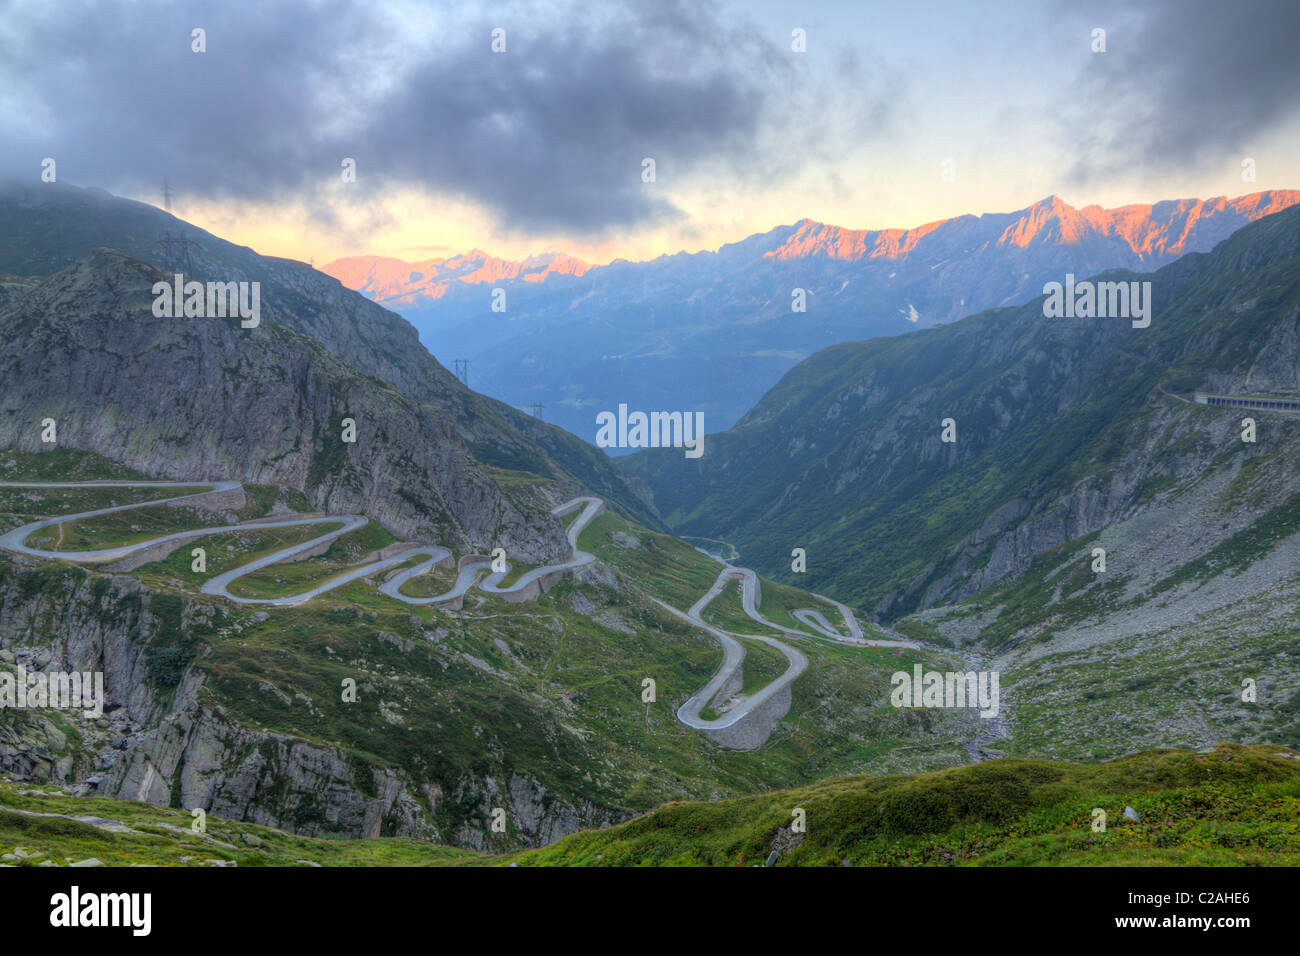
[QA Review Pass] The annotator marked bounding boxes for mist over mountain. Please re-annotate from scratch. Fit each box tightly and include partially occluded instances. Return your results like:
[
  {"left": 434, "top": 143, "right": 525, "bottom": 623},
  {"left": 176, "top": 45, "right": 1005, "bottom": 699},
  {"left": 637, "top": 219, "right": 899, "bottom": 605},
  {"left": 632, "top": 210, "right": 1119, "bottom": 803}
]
[{"left": 324, "top": 191, "right": 1300, "bottom": 440}]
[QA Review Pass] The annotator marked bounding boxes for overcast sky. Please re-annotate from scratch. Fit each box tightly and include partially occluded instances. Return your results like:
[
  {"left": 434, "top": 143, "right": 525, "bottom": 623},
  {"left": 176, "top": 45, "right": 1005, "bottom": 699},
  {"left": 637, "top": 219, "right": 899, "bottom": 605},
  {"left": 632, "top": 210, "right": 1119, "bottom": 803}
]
[{"left": 3, "top": 0, "right": 1298, "bottom": 264}]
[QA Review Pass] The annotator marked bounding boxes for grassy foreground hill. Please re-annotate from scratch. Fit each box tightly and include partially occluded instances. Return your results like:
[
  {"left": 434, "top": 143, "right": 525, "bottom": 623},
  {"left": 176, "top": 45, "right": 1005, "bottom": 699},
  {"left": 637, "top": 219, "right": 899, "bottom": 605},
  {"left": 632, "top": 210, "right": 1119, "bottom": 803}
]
[{"left": 4, "top": 744, "right": 1296, "bottom": 866}]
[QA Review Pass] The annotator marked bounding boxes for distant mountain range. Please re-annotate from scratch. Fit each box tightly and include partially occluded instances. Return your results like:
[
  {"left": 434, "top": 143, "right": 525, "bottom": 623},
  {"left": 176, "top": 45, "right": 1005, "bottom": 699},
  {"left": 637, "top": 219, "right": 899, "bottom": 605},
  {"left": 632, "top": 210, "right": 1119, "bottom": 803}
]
[
  {"left": 623, "top": 202, "right": 1300, "bottom": 622},
  {"left": 323, "top": 191, "right": 1300, "bottom": 441},
  {"left": 326, "top": 250, "right": 593, "bottom": 307}
]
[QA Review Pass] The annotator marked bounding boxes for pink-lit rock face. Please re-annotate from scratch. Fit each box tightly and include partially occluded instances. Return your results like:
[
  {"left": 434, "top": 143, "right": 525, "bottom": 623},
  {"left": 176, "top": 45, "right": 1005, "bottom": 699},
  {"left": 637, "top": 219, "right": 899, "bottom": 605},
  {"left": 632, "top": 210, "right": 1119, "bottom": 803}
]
[
  {"left": 762, "top": 190, "right": 1300, "bottom": 264},
  {"left": 1066, "top": 193, "right": 1300, "bottom": 259},
  {"left": 321, "top": 190, "right": 1300, "bottom": 347},
  {"left": 322, "top": 250, "right": 590, "bottom": 305},
  {"left": 766, "top": 217, "right": 950, "bottom": 261}
]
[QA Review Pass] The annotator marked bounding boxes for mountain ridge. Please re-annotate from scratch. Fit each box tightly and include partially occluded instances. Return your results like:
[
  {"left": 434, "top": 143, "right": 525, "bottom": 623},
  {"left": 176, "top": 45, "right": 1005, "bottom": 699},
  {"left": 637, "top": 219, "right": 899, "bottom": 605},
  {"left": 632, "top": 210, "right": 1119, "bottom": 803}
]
[
  {"left": 325, "top": 249, "right": 593, "bottom": 306},
  {"left": 621, "top": 202, "right": 1300, "bottom": 617},
  {"left": 317, "top": 189, "right": 1300, "bottom": 441},
  {"left": 325, "top": 190, "right": 1300, "bottom": 299},
  {"left": 0, "top": 180, "right": 662, "bottom": 531},
  {"left": 0, "top": 248, "right": 578, "bottom": 560},
  {"left": 617, "top": 202, "right": 1300, "bottom": 768}
]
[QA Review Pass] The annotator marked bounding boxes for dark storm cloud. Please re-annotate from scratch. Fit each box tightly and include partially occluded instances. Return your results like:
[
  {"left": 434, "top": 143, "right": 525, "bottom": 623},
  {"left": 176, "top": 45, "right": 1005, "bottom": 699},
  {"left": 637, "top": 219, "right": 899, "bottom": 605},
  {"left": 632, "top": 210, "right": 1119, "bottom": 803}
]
[
  {"left": 1063, "top": 0, "right": 1300, "bottom": 183},
  {"left": 0, "top": 0, "right": 895, "bottom": 234}
]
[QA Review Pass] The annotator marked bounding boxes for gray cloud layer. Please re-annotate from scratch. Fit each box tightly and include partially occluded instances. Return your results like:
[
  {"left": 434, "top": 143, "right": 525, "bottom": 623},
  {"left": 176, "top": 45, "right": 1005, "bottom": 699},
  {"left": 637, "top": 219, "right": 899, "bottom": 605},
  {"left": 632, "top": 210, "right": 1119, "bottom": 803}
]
[
  {"left": 1064, "top": 0, "right": 1300, "bottom": 184},
  {"left": 0, "top": 0, "right": 895, "bottom": 235}
]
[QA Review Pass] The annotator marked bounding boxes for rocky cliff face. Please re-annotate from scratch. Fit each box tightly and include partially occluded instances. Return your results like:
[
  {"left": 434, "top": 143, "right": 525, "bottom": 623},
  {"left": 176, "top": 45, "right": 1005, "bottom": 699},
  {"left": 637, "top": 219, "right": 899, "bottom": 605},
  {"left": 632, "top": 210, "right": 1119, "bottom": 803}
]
[
  {"left": 0, "top": 180, "right": 661, "bottom": 533},
  {"left": 0, "top": 554, "right": 625, "bottom": 846},
  {"left": 0, "top": 249, "right": 569, "bottom": 561}
]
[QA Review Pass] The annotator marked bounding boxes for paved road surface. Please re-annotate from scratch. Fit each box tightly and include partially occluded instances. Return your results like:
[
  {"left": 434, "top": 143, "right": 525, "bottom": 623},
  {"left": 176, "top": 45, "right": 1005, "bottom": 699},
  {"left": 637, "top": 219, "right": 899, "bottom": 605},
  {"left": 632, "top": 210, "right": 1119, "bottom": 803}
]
[
  {"left": 0, "top": 482, "right": 601, "bottom": 606},
  {"left": 2, "top": 483, "right": 891, "bottom": 744}
]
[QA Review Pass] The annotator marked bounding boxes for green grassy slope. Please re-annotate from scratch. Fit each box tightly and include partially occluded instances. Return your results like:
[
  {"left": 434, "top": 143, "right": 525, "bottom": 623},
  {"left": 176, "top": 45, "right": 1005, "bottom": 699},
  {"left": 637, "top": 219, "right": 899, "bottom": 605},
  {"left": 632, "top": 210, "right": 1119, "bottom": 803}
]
[
  {"left": 0, "top": 451, "right": 970, "bottom": 849},
  {"left": 0, "top": 778, "right": 477, "bottom": 867},
  {"left": 621, "top": 206, "right": 1300, "bottom": 620},
  {"left": 6, "top": 745, "right": 1294, "bottom": 867},
  {"left": 513, "top": 744, "right": 1300, "bottom": 866}
]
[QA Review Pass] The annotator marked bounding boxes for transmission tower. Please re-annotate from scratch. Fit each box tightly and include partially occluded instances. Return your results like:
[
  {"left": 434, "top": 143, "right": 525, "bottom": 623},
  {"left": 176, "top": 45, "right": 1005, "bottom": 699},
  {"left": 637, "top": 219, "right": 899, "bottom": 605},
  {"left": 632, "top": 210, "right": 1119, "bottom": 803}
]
[
  {"left": 453, "top": 360, "right": 469, "bottom": 386},
  {"left": 156, "top": 179, "right": 200, "bottom": 274},
  {"left": 528, "top": 402, "right": 544, "bottom": 420},
  {"left": 155, "top": 231, "right": 199, "bottom": 276}
]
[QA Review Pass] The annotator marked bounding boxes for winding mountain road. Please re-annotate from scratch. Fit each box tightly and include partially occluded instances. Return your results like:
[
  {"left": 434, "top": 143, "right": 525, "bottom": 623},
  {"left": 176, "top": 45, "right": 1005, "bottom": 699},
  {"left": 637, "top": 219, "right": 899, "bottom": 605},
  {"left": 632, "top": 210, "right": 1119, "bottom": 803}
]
[
  {"left": 671, "top": 563, "right": 918, "bottom": 739},
  {"left": 0, "top": 482, "right": 603, "bottom": 607},
  {"left": 1, "top": 481, "right": 895, "bottom": 747}
]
